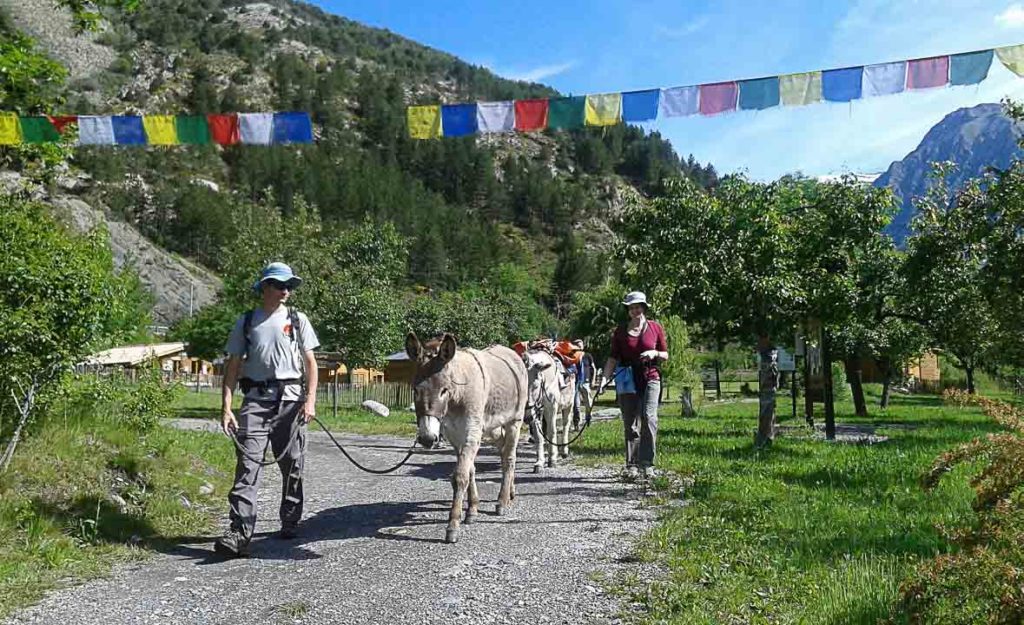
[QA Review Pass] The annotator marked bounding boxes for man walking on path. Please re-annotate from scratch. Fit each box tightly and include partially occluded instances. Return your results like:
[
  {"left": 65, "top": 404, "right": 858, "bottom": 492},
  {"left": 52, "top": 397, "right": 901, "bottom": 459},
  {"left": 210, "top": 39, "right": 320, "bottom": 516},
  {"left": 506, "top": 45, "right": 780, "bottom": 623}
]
[{"left": 215, "top": 262, "right": 320, "bottom": 557}]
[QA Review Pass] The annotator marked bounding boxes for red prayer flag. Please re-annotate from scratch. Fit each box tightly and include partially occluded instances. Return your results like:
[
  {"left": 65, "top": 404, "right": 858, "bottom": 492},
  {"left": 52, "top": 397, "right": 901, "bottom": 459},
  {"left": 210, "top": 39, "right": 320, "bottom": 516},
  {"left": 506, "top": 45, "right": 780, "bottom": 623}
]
[
  {"left": 47, "top": 115, "right": 78, "bottom": 133},
  {"left": 514, "top": 99, "right": 548, "bottom": 131},
  {"left": 907, "top": 56, "right": 949, "bottom": 89},
  {"left": 699, "top": 82, "right": 738, "bottom": 116},
  {"left": 207, "top": 114, "right": 240, "bottom": 145}
]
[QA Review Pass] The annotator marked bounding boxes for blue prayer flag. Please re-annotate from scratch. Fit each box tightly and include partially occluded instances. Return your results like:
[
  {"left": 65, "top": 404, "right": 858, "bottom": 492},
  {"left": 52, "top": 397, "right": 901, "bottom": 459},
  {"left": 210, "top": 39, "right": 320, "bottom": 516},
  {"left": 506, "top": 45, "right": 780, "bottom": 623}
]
[
  {"left": 950, "top": 50, "right": 993, "bottom": 86},
  {"left": 111, "top": 115, "right": 146, "bottom": 145},
  {"left": 822, "top": 67, "right": 864, "bottom": 102},
  {"left": 272, "top": 112, "right": 313, "bottom": 144},
  {"left": 441, "top": 104, "right": 478, "bottom": 137},
  {"left": 621, "top": 89, "right": 660, "bottom": 122},
  {"left": 738, "top": 77, "right": 780, "bottom": 110}
]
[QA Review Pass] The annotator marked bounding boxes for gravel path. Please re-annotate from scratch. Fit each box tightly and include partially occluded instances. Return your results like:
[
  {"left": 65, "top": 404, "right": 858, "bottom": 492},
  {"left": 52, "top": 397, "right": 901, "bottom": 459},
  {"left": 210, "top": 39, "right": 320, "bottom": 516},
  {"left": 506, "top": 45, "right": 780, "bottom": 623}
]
[{"left": 6, "top": 420, "right": 657, "bottom": 625}]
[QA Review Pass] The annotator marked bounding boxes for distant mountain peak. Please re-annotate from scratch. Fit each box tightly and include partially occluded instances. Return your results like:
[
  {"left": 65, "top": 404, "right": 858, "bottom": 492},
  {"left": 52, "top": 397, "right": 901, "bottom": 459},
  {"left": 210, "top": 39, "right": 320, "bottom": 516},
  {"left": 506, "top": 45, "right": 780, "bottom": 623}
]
[{"left": 874, "top": 102, "right": 1023, "bottom": 243}]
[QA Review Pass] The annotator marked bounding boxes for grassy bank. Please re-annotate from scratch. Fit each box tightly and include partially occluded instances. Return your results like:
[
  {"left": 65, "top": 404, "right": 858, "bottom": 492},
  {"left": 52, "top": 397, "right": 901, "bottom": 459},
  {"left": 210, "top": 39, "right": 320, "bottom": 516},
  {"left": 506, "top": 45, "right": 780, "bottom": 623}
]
[
  {"left": 574, "top": 388, "right": 998, "bottom": 624},
  {"left": 0, "top": 416, "right": 235, "bottom": 619}
]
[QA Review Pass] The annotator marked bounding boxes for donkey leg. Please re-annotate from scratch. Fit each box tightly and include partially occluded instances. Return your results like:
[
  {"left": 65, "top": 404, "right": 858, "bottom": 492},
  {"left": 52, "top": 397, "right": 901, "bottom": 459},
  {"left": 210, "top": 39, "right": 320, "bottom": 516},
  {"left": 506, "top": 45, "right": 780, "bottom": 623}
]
[
  {"left": 496, "top": 425, "right": 520, "bottom": 514},
  {"left": 465, "top": 462, "right": 479, "bottom": 524},
  {"left": 447, "top": 442, "right": 479, "bottom": 544},
  {"left": 532, "top": 419, "right": 545, "bottom": 473},
  {"left": 559, "top": 406, "right": 572, "bottom": 459},
  {"left": 545, "top": 405, "right": 557, "bottom": 468}
]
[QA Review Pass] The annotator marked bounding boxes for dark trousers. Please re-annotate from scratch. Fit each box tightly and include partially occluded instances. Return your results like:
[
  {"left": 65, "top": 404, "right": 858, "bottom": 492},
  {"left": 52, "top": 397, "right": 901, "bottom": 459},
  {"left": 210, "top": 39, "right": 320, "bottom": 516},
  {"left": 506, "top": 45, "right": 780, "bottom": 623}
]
[{"left": 228, "top": 399, "right": 305, "bottom": 539}]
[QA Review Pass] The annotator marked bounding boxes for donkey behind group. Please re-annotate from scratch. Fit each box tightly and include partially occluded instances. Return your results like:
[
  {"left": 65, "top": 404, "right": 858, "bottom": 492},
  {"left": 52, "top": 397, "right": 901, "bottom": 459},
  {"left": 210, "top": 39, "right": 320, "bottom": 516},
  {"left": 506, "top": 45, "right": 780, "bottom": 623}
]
[{"left": 521, "top": 343, "right": 577, "bottom": 473}]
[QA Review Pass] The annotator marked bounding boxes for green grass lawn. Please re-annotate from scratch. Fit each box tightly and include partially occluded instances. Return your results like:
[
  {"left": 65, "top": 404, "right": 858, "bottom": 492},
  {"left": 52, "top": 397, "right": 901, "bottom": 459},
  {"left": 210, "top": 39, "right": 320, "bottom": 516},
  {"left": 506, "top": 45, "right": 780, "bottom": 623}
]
[
  {"left": 0, "top": 416, "right": 236, "bottom": 619},
  {"left": 574, "top": 386, "right": 999, "bottom": 624}
]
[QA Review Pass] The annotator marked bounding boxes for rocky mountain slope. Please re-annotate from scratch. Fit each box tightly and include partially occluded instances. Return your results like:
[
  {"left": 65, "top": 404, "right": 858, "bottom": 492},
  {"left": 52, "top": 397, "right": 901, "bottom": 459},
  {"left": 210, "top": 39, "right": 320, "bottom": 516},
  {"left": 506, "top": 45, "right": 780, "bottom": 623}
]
[
  {"left": 2, "top": 0, "right": 710, "bottom": 328},
  {"left": 0, "top": 171, "right": 221, "bottom": 326},
  {"left": 875, "top": 103, "right": 1023, "bottom": 242}
]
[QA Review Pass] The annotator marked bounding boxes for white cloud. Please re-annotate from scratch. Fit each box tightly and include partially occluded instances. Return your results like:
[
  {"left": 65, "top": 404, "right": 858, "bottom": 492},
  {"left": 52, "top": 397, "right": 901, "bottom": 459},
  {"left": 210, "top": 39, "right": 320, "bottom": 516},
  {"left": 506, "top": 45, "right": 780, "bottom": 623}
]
[
  {"left": 498, "top": 61, "right": 576, "bottom": 83},
  {"left": 996, "top": 3, "right": 1024, "bottom": 27},
  {"left": 655, "top": 16, "right": 710, "bottom": 40}
]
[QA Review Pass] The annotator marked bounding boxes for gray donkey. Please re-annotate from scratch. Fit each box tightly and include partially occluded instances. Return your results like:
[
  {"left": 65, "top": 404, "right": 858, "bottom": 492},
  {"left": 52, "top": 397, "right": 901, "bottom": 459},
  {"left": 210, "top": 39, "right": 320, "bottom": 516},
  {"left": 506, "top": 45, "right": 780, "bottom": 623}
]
[{"left": 406, "top": 332, "right": 527, "bottom": 544}]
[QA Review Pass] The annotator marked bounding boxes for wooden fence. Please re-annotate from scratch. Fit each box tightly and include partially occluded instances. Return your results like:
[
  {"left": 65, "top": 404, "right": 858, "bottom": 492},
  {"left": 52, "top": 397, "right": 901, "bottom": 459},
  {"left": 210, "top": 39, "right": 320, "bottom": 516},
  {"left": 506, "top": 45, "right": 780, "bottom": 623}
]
[{"left": 172, "top": 373, "right": 414, "bottom": 410}]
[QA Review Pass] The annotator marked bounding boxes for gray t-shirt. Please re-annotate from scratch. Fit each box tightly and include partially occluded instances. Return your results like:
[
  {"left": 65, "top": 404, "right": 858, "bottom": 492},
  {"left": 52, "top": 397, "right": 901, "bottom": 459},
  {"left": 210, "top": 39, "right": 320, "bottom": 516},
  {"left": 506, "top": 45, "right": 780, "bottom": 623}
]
[{"left": 225, "top": 306, "right": 320, "bottom": 402}]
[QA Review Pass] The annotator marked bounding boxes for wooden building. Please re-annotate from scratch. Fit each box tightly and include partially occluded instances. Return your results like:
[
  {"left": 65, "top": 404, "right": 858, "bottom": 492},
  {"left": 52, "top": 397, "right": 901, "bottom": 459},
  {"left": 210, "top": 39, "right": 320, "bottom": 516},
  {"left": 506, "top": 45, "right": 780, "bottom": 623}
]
[{"left": 383, "top": 350, "right": 416, "bottom": 384}]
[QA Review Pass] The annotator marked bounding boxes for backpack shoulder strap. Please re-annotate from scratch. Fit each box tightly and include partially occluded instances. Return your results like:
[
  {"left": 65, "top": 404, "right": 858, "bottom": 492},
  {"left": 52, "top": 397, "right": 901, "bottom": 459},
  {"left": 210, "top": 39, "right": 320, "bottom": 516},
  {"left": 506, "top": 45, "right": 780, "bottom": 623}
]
[
  {"left": 287, "top": 307, "right": 308, "bottom": 393},
  {"left": 242, "top": 309, "right": 255, "bottom": 358}
]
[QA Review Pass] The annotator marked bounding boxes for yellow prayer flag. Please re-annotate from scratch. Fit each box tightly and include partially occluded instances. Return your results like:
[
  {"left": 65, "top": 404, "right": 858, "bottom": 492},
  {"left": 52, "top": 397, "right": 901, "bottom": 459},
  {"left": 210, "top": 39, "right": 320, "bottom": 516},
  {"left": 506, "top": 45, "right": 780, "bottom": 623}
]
[
  {"left": 779, "top": 72, "right": 822, "bottom": 106},
  {"left": 585, "top": 93, "right": 622, "bottom": 126},
  {"left": 407, "top": 105, "right": 442, "bottom": 139},
  {"left": 143, "top": 115, "right": 179, "bottom": 145},
  {"left": 996, "top": 44, "right": 1024, "bottom": 77},
  {"left": 0, "top": 114, "right": 23, "bottom": 145}
]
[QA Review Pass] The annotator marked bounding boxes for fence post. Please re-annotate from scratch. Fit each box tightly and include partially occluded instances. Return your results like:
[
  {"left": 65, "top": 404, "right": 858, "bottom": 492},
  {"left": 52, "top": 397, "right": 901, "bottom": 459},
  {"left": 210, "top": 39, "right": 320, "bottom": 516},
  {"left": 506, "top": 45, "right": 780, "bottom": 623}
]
[
  {"left": 332, "top": 374, "right": 338, "bottom": 418},
  {"left": 714, "top": 359, "right": 722, "bottom": 400}
]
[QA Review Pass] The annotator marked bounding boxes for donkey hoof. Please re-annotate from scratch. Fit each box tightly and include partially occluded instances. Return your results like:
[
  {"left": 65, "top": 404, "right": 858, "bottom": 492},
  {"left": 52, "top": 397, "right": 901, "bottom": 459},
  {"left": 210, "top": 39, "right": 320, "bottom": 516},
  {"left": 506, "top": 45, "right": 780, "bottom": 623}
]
[
  {"left": 532, "top": 465, "right": 542, "bottom": 474},
  {"left": 495, "top": 504, "right": 505, "bottom": 516},
  {"left": 445, "top": 528, "right": 459, "bottom": 544},
  {"left": 464, "top": 511, "right": 478, "bottom": 525},
  {"left": 546, "top": 459, "right": 556, "bottom": 468}
]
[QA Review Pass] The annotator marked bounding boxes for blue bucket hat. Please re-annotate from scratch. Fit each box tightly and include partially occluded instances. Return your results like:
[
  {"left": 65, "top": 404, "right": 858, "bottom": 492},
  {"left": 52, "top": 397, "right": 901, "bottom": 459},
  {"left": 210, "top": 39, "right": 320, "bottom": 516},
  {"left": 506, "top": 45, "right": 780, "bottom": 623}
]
[{"left": 253, "top": 262, "right": 303, "bottom": 292}]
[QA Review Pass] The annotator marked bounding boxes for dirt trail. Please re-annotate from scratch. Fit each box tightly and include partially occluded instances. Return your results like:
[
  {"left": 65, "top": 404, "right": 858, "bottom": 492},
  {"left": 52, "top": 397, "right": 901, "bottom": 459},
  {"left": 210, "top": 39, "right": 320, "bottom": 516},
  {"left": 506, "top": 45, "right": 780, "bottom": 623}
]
[{"left": 6, "top": 421, "right": 656, "bottom": 625}]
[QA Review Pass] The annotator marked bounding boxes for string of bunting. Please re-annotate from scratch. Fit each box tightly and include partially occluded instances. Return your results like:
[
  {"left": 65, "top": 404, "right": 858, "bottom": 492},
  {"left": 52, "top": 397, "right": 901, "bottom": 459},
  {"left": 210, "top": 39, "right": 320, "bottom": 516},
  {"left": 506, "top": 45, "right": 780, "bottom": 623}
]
[
  {"left": 407, "top": 43, "right": 1024, "bottom": 139},
  {"left": 0, "top": 112, "right": 313, "bottom": 146}
]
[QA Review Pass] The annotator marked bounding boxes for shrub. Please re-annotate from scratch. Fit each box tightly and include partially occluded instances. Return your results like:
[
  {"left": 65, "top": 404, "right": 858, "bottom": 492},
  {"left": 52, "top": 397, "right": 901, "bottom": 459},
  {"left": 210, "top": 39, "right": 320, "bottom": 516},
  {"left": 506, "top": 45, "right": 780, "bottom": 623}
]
[
  {"left": 118, "top": 370, "right": 183, "bottom": 432},
  {"left": 896, "top": 390, "right": 1024, "bottom": 624}
]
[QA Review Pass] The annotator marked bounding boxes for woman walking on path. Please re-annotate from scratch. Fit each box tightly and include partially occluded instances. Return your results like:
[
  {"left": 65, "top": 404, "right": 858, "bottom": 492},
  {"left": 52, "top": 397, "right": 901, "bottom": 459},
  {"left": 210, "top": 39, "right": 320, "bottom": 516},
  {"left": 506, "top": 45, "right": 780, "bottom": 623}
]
[{"left": 596, "top": 291, "right": 668, "bottom": 479}]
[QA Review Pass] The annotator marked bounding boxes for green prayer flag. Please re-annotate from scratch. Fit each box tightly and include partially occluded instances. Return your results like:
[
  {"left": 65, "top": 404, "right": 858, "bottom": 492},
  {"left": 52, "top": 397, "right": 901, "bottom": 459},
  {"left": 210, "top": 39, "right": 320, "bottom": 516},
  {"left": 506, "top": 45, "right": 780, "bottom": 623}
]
[
  {"left": 547, "top": 96, "right": 585, "bottom": 130},
  {"left": 175, "top": 115, "right": 211, "bottom": 145},
  {"left": 19, "top": 117, "right": 60, "bottom": 143}
]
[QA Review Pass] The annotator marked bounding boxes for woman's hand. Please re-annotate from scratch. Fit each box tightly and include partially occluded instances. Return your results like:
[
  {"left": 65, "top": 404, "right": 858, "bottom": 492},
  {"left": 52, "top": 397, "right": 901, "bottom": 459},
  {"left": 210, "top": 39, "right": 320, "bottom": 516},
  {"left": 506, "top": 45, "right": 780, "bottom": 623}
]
[{"left": 640, "top": 349, "right": 660, "bottom": 361}]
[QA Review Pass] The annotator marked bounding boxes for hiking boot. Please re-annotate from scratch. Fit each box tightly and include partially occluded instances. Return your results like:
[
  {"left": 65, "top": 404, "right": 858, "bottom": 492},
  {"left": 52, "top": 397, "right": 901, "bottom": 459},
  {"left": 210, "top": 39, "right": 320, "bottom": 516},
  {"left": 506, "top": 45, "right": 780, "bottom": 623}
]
[
  {"left": 642, "top": 466, "right": 658, "bottom": 479},
  {"left": 214, "top": 529, "right": 250, "bottom": 557},
  {"left": 624, "top": 465, "right": 640, "bottom": 481},
  {"left": 277, "top": 523, "right": 299, "bottom": 540}
]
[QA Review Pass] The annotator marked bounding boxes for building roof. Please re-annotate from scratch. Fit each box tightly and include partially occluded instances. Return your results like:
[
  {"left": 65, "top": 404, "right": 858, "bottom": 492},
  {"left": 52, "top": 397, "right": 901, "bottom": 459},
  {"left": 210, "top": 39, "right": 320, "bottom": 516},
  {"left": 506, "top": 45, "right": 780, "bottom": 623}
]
[{"left": 84, "top": 343, "right": 187, "bottom": 367}]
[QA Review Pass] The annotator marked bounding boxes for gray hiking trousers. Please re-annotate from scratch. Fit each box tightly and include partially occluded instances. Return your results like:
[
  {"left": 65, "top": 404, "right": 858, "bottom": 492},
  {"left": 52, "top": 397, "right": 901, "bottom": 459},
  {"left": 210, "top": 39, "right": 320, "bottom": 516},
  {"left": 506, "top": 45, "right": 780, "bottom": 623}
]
[
  {"left": 618, "top": 380, "right": 660, "bottom": 468},
  {"left": 228, "top": 399, "right": 305, "bottom": 539}
]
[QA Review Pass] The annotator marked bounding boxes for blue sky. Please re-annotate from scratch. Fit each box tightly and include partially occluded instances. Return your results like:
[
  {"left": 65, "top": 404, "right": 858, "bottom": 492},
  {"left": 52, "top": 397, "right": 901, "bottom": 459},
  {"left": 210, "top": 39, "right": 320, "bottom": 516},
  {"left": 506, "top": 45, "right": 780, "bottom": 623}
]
[{"left": 312, "top": 0, "right": 1024, "bottom": 180}]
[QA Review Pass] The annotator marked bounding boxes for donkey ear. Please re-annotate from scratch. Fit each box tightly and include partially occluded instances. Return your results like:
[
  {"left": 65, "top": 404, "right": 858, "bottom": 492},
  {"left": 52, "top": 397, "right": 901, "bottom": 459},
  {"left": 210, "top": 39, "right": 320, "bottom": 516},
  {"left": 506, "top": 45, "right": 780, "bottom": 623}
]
[
  {"left": 439, "top": 333, "right": 458, "bottom": 362},
  {"left": 405, "top": 332, "right": 422, "bottom": 361}
]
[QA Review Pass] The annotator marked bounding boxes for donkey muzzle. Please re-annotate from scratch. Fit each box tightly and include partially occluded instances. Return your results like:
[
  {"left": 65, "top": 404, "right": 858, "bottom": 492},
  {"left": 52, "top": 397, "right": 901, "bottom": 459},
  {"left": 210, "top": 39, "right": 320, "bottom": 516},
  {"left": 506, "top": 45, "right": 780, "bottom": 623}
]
[{"left": 417, "top": 415, "right": 442, "bottom": 448}]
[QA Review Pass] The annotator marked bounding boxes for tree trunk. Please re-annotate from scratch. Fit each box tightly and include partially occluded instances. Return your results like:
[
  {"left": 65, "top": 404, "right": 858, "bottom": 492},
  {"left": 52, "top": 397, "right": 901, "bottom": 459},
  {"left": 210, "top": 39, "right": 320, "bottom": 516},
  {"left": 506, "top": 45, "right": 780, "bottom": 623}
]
[
  {"left": 823, "top": 330, "right": 836, "bottom": 440},
  {"left": 844, "top": 358, "right": 868, "bottom": 418},
  {"left": 878, "top": 358, "right": 892, "bottom": 409},
  {"left": 966, "top": 365, "right": 976, "bottom": 395},
  {"left": 755, "top": 336, "right": 779, "bottom": 447},
  {"left": 0, "top": 381, "right": 40, "bottom": 473}
]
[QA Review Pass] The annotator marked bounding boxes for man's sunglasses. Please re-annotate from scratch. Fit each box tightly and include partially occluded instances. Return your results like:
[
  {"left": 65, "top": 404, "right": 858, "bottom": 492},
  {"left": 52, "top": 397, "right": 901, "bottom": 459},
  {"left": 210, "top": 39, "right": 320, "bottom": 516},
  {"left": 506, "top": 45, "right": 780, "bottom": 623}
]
[{"left": 265, "top": 279, "right": 293, "bottom": 291}]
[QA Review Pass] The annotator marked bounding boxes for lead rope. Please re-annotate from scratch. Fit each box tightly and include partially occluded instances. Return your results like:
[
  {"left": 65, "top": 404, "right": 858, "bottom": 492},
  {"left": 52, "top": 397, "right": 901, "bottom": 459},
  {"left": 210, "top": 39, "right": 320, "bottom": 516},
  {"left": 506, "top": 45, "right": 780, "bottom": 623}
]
[
  {"left": 228, "top": 309, "right": 418, "bottom": 474},
  {"left": 228, "top": 417, "right": 418, "bottom": 474}
]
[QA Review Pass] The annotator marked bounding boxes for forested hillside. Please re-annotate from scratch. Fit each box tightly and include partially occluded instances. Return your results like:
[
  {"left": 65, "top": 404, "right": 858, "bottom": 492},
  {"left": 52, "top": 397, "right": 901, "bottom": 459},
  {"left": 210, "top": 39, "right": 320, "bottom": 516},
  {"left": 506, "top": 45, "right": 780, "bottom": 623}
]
[{"left": 1, "top": 0, "right": 717, "bottom": 362}]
